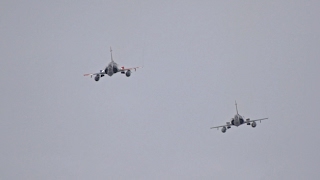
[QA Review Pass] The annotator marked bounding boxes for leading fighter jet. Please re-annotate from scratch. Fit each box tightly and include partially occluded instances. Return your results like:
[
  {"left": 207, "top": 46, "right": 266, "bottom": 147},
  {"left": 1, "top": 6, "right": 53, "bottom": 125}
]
[
  {"left": 210, "top": 102, "right": 268, "bottom": 133},
  {"left": 84, "top": 47, "right": 141, "bottom": 81}
]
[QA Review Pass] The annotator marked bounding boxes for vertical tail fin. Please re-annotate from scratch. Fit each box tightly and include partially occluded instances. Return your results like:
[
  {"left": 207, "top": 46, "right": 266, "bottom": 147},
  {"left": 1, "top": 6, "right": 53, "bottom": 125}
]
[
  {"left": 110, "top": 46, "right": 114, "bottom": 62},
  {"left": 235, "top": 101, "right": 239, "bottom": 115}
]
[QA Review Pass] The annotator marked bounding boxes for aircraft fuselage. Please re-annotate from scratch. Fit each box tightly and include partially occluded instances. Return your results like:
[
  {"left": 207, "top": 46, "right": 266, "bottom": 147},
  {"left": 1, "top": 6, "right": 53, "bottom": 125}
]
[
  {"left": 231, "top": 114, "right": 245, "bottom": 126},
  {"left": 105, "top": 61, "right": 119, "bottom": 76}
]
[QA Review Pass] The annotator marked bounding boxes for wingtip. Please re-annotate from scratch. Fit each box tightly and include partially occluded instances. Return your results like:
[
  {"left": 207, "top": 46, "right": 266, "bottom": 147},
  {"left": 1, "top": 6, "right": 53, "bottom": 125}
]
[{"left": 84, "top": 74, "right": 92, "bottom": 78}]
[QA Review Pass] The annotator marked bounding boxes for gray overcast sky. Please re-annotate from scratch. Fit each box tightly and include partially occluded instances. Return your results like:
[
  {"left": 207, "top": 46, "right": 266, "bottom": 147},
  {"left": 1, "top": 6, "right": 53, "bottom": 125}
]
[{"left": 1, "top": 1, "right": 320, "bottom": 179}]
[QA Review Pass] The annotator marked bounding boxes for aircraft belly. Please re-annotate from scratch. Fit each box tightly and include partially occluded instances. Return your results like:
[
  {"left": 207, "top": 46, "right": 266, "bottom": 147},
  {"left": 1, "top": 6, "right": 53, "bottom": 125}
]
[
  {"left": 107, "top": 67, "right": 113, "bottom": 76},
  {"left": 235, "top": 120, "right": 240, "bottom": 126}
]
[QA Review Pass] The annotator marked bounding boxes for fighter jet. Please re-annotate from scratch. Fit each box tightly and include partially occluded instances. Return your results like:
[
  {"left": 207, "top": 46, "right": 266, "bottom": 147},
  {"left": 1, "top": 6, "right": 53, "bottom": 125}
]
[
  {"left": 84, "top": 47, "right": 141, "bottom": 81},
  {"left": 210, "top": 102, "right": 268, "bottom": 133}
]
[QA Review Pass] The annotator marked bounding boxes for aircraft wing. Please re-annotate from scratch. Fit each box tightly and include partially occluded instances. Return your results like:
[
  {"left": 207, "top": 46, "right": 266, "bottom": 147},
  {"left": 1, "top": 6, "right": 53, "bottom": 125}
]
[
  {"left": 83, "top": 72, "right": 105, "bottom": 77},
  {"left": 119, "top": 66, "right": 142, "bottom": 72},
  {"left": 210, "top": 124, "right": 234, "bottom": 130},
  {"left": 246, "top": 118, "right": 268, "bottom": 123}
]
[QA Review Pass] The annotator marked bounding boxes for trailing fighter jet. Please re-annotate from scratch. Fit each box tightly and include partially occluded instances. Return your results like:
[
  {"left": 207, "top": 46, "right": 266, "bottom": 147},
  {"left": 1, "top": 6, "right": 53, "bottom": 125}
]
[
  {"left": 84, "top": 47, "right": 141, "bottom": 81},
  {"left": 210, "top": 102, "right": 268, "bottom": 133}
]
